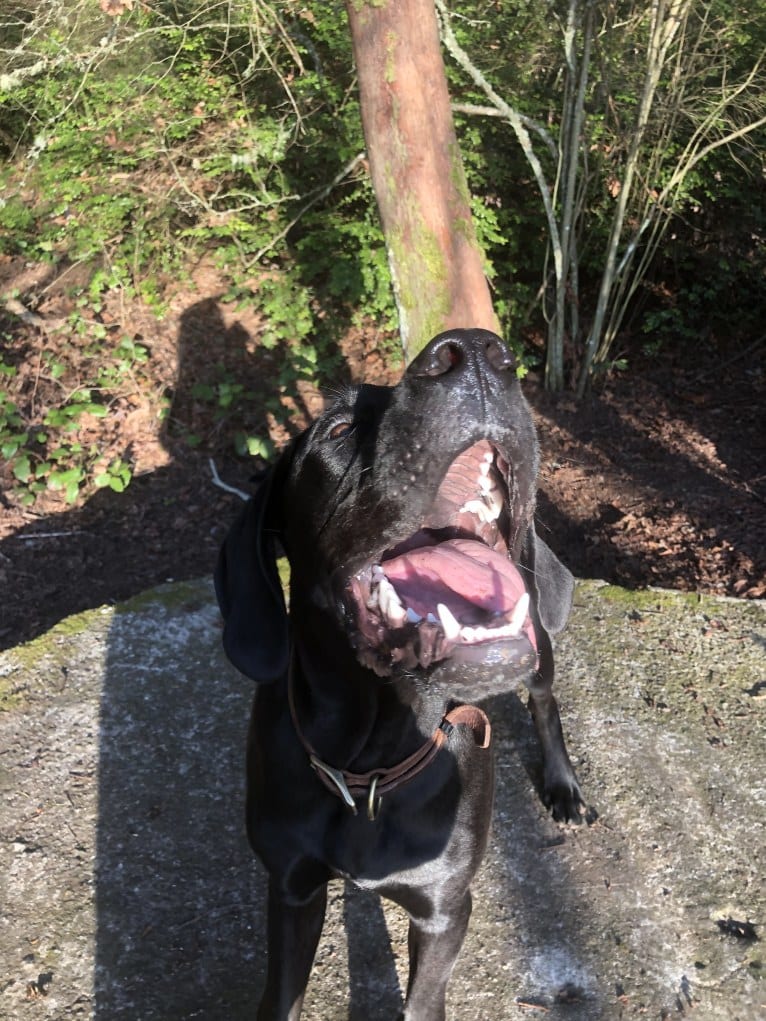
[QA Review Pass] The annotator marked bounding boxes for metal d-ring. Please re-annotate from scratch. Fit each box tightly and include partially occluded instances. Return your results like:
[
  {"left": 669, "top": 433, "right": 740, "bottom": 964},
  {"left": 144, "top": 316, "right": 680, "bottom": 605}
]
[{"left": 367, "top": 775, "right": 383, "bottom": 821}]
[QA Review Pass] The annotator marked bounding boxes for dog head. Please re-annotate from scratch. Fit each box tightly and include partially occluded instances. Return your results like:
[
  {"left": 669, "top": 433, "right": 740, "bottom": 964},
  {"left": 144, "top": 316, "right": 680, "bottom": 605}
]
[{"left": 216, "top": 329, "right": 573, "bottom": 687}]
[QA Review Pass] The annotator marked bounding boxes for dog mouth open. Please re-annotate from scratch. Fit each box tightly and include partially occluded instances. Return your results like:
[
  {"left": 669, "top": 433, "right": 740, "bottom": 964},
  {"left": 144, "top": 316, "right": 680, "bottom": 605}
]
[{"left": 346, "top": 440, "right": 538, "bottom": 677}]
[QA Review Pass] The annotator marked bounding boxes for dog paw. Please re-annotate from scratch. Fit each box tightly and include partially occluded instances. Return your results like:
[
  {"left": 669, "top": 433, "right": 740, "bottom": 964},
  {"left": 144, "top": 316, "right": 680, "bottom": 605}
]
[{"left": 544, "top": 778, "right": 588, "bottom": 825}]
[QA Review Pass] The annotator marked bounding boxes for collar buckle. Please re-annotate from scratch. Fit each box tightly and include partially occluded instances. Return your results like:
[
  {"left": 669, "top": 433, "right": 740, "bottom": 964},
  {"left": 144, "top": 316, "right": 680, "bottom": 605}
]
[{"left": 310, "top": 755, "right": 358, "bottom": 815}]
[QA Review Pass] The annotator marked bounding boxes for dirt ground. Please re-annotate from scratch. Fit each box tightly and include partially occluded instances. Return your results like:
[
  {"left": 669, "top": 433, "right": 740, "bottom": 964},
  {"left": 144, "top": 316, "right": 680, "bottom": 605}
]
[{"left": 0, "top": 256, "right": 764, "bottom": 651}]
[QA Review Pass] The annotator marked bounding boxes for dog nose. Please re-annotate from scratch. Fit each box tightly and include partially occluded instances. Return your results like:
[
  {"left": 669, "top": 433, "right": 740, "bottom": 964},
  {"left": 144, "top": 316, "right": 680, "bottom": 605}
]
[{"left": 407, "top": 328, "right": 515, "bottom": 379}]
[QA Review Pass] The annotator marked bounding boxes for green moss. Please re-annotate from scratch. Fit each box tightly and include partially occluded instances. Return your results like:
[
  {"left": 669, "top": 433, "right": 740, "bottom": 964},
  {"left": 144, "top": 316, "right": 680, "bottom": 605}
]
[
  {"left": 1, "top": 605, "right": 109, "bottom": 709},
  {"left": 116, "top": 578, "right": 212, "bottom": 616},
  {"left": 9, "top": 607, "right": 101, "bottom": 673},
  {"left": 121, "top": 565, "right": 290, "bottom": 609},
  {"left": 384, "top": 29, "right": 397, "bottom": 84},
  {"left": 349, "top": 0, "right": 388, "bottom": 11},
  {"left": 48, "top": 608, "right": 97, "bottom": 638},
  {"left": 447, "top": 140, "right": 475, "bottom": 232},
  {"left": 596, "top": 583, "right": 702, "bottom": 611},
  {"left": 386, "top": 196, "right": 452, "bottom": 355},
  {"left": 0, "top": 675, "right": 25, "bottom": 712}
]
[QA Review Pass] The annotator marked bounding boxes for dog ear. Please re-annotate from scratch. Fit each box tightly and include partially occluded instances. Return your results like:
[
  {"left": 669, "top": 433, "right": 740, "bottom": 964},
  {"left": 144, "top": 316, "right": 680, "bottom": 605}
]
[
  {"left": 521, "top": 527, "right": 574, "bottom": 636},
  {"left": 214, "top": 458, "right": 290, "bottom": 683}
]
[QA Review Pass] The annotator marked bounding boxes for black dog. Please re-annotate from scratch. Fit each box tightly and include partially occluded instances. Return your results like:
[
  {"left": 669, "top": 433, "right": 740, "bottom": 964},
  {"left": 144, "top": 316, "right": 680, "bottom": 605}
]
[{"left": 215, "top": 329, "right": 584, "bottom": 1021}]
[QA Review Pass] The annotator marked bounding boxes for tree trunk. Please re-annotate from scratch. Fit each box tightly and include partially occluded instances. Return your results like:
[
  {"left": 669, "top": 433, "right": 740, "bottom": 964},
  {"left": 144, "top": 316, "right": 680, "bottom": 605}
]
[{"left": 345, "top": 0, "right": 499, "bottom": 359}]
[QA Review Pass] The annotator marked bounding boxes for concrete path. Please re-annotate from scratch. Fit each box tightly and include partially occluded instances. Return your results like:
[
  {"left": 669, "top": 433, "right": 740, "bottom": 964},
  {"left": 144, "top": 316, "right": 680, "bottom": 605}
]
[{"left": 1, "top": 579, "right": 764, "bottom": 1020}]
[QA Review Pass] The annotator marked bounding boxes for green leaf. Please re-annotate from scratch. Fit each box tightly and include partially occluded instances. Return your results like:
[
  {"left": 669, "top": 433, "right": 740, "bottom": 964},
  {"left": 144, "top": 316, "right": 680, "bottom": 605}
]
[
  {"left": 48, "top": 467, "right": 83, "bottom": 492},
  {"left": 43, "top": 408, "right": 66, "bottom": 427},
  {"left": 239, "top": 434, "right": 273, "bottom": 459},
  {"left": 192, "top": 383, "right": 215, "bottom": 401},
  {"left": 76, "top": 401, "right": 108, "bottom": 418},
  {"left": 13, "top": 454, "right": 31, "bottom": 483}
]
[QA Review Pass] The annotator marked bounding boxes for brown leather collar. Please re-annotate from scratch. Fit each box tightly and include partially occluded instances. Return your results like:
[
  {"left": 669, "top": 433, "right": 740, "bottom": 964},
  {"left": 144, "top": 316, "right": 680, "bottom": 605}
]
[{"left": 288, "top": 669, "right": 491, "bottom": 820}]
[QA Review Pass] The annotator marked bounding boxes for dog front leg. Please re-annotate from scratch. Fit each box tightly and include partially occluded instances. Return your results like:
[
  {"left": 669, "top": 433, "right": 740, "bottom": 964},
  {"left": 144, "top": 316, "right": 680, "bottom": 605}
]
[
  {"left": 402, "top": 891, "right": 472, "bottom": 1021},
  {"left": 526, "top": 637, "right": 584, "bottom": 823},
  {"left": 257, "top": 879, "right": 327, "bottom": 1021}
]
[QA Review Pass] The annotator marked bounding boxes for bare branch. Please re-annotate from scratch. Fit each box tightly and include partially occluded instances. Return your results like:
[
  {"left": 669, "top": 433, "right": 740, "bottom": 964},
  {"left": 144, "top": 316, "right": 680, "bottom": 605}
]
[
  {"left": 209, "top": 459, "right": 249, "bottom": 502},
  {"left": 450, "top": 102, "right": 557, "bottom": 162}
]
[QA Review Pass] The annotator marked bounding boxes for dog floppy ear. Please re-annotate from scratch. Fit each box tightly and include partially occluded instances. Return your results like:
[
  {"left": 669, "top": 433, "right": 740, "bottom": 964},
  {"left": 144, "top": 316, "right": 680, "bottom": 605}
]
[
  {"left": 521, "top": 526, "right": 574, "bottom": 636},
  {"left": 215, "top": 457, "right": 290, "bottom": 683}
]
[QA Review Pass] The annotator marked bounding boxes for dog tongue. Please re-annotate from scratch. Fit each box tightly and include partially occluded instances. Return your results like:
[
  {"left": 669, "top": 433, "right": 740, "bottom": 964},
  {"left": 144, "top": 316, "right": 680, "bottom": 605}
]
[{"left": 382, "top": 538, "right": 526, "bottom": 624}]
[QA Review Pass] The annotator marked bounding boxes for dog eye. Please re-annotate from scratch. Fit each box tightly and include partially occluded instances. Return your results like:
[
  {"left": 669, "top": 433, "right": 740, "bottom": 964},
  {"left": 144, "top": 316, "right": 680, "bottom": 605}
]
[{"left": 327, "top": 420, "right": 353, "bottom": 440}]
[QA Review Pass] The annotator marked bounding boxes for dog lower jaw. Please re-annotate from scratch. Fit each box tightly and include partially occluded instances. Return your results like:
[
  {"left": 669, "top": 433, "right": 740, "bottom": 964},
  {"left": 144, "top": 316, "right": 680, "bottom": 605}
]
[
  {"left": 352, "top": 623, "right": 538, "bottom": 686},
  {"left": 346, "top": 572, "right": 538, "bottom": 679}
]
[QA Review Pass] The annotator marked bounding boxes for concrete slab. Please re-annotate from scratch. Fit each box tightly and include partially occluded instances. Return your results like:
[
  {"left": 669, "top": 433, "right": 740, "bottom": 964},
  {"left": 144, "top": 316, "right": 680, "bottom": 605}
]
[{"left": 1, "top": 579, "right": 764, "bottom": 1020}]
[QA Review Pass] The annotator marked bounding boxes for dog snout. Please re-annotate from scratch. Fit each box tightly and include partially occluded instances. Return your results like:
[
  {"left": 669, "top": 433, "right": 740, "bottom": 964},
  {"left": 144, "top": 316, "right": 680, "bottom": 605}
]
[{"left": 407, "top": 328, "right": 515, "bottom": 380}]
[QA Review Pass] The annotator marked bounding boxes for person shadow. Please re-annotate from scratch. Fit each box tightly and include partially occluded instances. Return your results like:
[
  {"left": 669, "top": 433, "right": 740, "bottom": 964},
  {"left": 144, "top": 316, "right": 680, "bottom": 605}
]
[{"left": 67, "top": 296, "right": 404, "bottom": 1017}]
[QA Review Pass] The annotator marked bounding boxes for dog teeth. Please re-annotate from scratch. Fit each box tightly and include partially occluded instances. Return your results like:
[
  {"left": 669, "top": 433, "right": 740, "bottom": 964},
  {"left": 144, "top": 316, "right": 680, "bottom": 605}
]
[
  {"left": 378, "top": 574, "right": 407, "bottom": 626},
  {"left": 462, "top": 469, "right": 503, "bottom": 521},
  {"left": 460, "top": 499, "right": 499, "bottom": 524},
  {"left": 368, "top": 564, "right": 529, "bottom": 642},
  {"left": 369, "top": 566, "right": 410, "bottom": 626},
  {"left": 508, "top": 592, "right": 530, "bottom": 637},
  {"left": 436, "top": 603, "right": 461, "bottom": 641},
  {"left": 460, "top": 498, "right": 484, "bottom": 516},
  {"left": 432, "top": 597, "right": 530, "bottom": 645}
]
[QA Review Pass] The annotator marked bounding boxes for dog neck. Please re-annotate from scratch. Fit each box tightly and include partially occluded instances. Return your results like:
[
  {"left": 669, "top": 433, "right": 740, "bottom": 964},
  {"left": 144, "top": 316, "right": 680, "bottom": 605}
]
[{"left": 290, "top": 635, "right": 448, "bottom": 775}]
